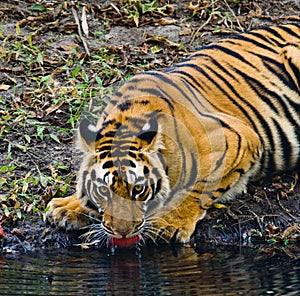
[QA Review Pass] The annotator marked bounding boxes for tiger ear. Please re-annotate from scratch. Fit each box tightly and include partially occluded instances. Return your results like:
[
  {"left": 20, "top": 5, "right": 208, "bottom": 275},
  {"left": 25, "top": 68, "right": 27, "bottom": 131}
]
[
  {"left": 137, "top": 117, "right": 163, "bottom": 151},
  {"left": 78, "top": 118, "right": 102, "bottom": 152}
]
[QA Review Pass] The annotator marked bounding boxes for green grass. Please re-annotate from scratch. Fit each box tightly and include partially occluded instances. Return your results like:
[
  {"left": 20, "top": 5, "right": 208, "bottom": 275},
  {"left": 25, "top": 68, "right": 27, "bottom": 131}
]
[{"left": 0, "top": 12, "right": 124, "bottom": 222}]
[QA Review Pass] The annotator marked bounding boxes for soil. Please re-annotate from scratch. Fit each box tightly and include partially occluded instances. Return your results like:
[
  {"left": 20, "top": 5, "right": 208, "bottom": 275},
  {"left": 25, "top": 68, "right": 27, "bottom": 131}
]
[{"left": 0, "top": 0, "right": 299, "bottom": 257}]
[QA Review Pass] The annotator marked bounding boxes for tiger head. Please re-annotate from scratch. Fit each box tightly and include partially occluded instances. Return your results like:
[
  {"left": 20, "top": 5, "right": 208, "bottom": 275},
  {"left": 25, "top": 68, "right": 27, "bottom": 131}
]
[{"left": 76, "top": 112, "right": 171, "bottom": 247}]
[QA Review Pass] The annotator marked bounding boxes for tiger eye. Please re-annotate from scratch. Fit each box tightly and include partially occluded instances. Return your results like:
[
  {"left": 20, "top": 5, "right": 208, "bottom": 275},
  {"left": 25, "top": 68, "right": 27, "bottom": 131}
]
[
  {"left": 133, "top": 185, "right": 143, "bottom": 193},
  {"left": 100, "top": 186, "right": 108, "bottom": 194},
  {"left": 97, "top": 186, "right": 111, "bottom": 199}
]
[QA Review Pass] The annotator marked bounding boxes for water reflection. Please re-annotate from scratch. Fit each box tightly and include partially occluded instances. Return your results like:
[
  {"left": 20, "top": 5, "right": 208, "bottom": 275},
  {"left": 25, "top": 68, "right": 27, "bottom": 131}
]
[{"left": 0, "top": 245, "right": 299, "bottom": 295}]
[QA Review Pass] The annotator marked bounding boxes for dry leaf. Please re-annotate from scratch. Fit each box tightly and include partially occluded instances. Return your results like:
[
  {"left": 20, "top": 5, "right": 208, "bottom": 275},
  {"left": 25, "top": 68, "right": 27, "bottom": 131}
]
[
  {"left": 156, "top": 18, "right": 177, "bottom": 25},
  {"left": 11, "top": 228, "right": 25, "bottom": 239},
  {"left": 0, "top": 225, "right": 6, "bottom": 238},
  {"left": 46, "top": 100, "right": 64, "bottom": 115},
  {"left": 0, "top": 84, "right": 10, "bottom": 91},
  {"left": 59, "top": 43, "right": 79, "bottom": 52},
  {"left": 141, "top": 43, "right": 148, "bottom": 54},
  {"left": 82, "top": 5, "right": 89, "bottom": 38}
]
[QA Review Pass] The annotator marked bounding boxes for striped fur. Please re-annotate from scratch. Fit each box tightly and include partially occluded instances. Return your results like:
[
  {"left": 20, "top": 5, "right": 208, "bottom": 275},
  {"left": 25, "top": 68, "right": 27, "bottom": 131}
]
[{"left": 46, "top": 24, "right": 300, "bottom": 246}]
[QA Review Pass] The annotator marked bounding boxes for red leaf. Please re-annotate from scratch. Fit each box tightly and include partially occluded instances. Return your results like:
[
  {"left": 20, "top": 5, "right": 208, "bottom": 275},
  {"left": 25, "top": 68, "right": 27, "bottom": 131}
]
[{"left": 0, "top": 225, "right": 6, "bottom": 238}]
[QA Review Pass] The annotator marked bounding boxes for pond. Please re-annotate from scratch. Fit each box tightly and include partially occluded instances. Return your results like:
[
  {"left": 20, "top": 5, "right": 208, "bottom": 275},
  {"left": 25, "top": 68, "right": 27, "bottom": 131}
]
[{"left": 0, "top": 245, "right": 299, "bottom": 295}]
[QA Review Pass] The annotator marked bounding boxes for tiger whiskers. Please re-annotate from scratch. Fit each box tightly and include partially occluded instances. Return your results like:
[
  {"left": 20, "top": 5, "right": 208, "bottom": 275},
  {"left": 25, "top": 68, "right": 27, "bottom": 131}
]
[
  {"left": 79, "top": 212, "right": 109, "bottom": 247},
  {"left": 79, "top": 224, "right": 109, "bottom": 247},
  {"left": 77, "top": 212, "right": 172, "bottom": 248},
  {"left": 140, "top": 217, "right": 171, "bottom": 245}
]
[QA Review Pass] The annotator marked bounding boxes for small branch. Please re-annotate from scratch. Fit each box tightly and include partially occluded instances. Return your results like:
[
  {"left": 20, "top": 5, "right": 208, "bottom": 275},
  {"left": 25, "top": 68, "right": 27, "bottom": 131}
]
[
  {"left": 71, "top": 3, "right": 90, "bottom": 57},
  {"left": 189, "top": 1, "right": 216, "bottom": 45}
]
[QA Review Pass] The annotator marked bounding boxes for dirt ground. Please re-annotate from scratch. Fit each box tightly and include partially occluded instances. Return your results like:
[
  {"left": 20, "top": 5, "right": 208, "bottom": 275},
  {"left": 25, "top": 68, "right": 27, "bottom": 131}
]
[{"left": 0, "top": 0, "right": 300, "bottom": 257}]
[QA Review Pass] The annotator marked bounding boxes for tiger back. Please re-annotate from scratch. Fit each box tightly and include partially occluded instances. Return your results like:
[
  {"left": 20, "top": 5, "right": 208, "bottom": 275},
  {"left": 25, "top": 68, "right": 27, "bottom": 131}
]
[{"left": 46, "top": 24, "right": 300, "bottom": 247}]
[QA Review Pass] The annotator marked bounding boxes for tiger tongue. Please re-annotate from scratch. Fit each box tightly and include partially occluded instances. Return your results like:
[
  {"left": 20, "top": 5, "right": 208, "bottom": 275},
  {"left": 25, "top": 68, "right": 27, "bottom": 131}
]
[{"left": 109, "top": 235, "right": 141, "bottom": 247}]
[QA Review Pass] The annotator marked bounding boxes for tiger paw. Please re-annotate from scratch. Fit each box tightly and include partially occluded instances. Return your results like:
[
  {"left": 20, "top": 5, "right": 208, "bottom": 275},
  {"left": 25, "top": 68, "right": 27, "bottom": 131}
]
[
  {"left": 151, "top": 218, "right": 196, "bottom": 244},
  {"left": 45, "top": 194, "right": 97, "bottom": 230}
]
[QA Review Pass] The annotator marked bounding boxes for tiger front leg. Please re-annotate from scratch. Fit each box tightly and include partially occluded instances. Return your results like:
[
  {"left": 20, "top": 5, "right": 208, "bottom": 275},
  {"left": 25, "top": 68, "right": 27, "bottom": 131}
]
[
  {"left": 45, "top": 194, "right": 99, "bottom": 230},
  {"left": 150, "top": 194, "right": 209, "bottom": 244}
]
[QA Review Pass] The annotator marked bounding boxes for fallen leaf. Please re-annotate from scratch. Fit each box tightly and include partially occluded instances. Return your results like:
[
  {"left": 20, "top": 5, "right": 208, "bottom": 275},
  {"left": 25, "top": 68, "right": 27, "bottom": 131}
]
[
  {"left": 59, "top": 43, "right": 79, "bottom": 52},
  {"left": 155, "top": 18, "right": 177, "bottom": 25},
  {"left": 46, "top": 100, "right": 64, "bottom": 115},
  {"left": 0, "top": 84, "right": 10, "bottom": 91},
  {"left": 213, "top": 202, "right": 227, "bottom": 209},
  {"left": 82, "top": 5, "right": 89, "bottom": 38},
  {"left": 11, "top": 228, "right": 24, "bottom": 239},
  {"left": 141, "top": 43, "right": 148, "bottom": 54},
  {"left": 0, "top": 225, "right": 6, "bottom": 238}
]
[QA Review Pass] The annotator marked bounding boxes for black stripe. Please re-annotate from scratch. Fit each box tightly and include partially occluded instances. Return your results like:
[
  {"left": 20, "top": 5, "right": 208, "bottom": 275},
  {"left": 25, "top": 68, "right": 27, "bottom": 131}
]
[
  {"left": 91, "top": 169, "right": 96, "bottom": 181},
  {"left": 164, "top": 65, "right": 236, "bottom": 123},
  {"left": 143, "top": 166, "right": 149, "bottom": 175},
  {"left": 151, "top": 168, "right": 162, "bottom": 180},
  {"left": 184, "top": 152, "right": 198, "bottom": 189},
  {"left": 272, "top": 119, "right": 292, "bottom": 169},
  {"left": 165, "top": 69, "right": 217, "bottom": 111},
  {"left": 129, "top": 160, "right": 136, "bottom": 168},
  {"left": 260, "top": 26, "right": 289, "bottom": 42},
  {"left": 117, "top": 101, "right": 132, "bottom": 111},
  {"left": 86, "top": 199, "right": 99, "bottom": 211},
  {"left": 232, "top": 63, "right": 299, "bottom": 130},
  {"left": 81, "top": 171, "right": 89, "bottom": 197},
  {"left": 227, "top": 33, "right": 278, "bottom": 53},
  {"left": 126, "top": 117, "right": 147, "bottom": 128},
  {"left": 248, "top": 31, "right": 283, "bottom": 46},
  {"left": 192, "top": 44, "right": 259, "bottom": 70},
  {"left": 285, "top": 48, "right": 300, "bottom": 91},
  {"left": 155, "top": 179, "right": 161, "bottom": 195},
  {"left": 234, "top": 168, "right": 245, "bottom": 175},
  {"left": 232, "top": 66, "right": 282, "bottom": 115},
  {"left": 103, "top": 160, "right": 114, "bottom": 169},
  {"left": 113, "top": 92, "right": 122, "bottom": 99},
  {"left": 99, "top": 151, "right": 110, "bottom": 159},
  {"left": 135, "top": 86, "right": 175, "bottom": 111},
  {"left": 275, "top": 24, "right": 300, "bottom": 39},
  {"left": 203, "top": 64, "right": 275, "bottom": 170},
  {"left": 211, "top": 141, "right": 227, "bottom": 174},
  {"left": 221, "top": 119, "right": 242, "bottom": 151},
  {"left": 252, "top": 53, "right": 300, "bottom": 94}
]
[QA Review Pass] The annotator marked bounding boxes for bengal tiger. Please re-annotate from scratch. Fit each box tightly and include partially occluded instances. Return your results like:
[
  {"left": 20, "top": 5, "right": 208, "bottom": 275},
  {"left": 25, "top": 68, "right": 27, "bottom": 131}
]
[{"left": 46, "top": 23, "right": 300, "bottom": 248}]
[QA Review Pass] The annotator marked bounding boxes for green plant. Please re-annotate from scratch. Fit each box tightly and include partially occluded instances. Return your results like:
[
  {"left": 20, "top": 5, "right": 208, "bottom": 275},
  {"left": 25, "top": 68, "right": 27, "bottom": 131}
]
[{"left": 124, "top": 0, "right": 168, "bottom": 26}]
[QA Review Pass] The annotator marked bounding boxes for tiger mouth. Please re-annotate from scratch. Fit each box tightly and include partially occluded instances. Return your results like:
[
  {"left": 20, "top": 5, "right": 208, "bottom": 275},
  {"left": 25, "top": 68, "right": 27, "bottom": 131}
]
[{"left": 109, "top": 234, "right": 141, "bottom": 247}]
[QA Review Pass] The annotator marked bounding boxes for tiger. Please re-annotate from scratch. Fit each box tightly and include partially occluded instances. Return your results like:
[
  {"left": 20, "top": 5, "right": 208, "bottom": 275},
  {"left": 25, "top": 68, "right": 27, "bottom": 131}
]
[{"left": 46, "top": 23, "right": 300, "bottom": 248}]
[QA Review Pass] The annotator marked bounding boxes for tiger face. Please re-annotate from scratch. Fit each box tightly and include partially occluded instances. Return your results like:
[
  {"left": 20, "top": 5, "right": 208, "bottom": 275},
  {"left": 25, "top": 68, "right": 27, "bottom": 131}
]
[{"left": 77, "top": 115, "right": 171, "bottom": 246}]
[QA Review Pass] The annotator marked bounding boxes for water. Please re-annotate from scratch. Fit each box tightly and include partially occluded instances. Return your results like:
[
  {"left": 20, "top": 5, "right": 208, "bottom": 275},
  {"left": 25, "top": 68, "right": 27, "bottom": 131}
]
[{"left": 0, "top": 245, "right": 299, "bottom": 295}]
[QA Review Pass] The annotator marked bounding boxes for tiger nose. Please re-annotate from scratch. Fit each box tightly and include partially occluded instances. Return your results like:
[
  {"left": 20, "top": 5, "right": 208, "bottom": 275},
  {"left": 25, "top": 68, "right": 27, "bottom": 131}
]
[
  {"left": 115, "top": 229, "right": 131, "bottom": 237},
  {"left": 103, "top": 215, "right": 131, "bottom": 232},
  {"left": 112, "top": 221, "right": 132, "bottom": 235}
]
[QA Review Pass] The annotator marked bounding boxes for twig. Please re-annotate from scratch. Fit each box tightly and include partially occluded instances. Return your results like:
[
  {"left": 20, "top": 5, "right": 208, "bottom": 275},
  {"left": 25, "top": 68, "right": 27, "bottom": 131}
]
[
  {"left": 276, "top": 193, "right": 299, "bottom": 222},
  {"left": 71, "top": 3, "right": 90, "bottom": 57},
  {"left": 222, "top": 0, "right": 244, "bottom": 32},
  {"left": 189, "top": 1, "right": 216, "bottom": 45}
]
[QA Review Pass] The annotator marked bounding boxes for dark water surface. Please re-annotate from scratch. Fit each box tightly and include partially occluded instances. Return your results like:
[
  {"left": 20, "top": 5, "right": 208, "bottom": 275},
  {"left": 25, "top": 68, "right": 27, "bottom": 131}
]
[{"left": 0, "top": 245, "right": 299, "bottom": 295}]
